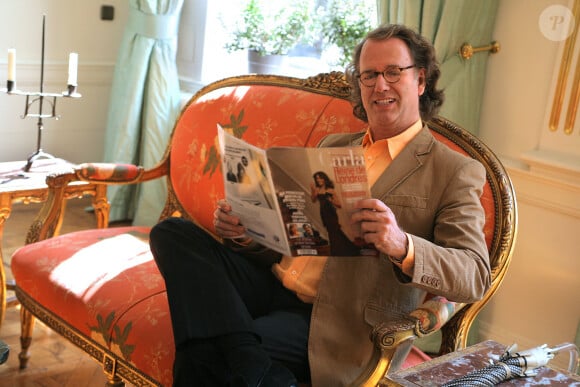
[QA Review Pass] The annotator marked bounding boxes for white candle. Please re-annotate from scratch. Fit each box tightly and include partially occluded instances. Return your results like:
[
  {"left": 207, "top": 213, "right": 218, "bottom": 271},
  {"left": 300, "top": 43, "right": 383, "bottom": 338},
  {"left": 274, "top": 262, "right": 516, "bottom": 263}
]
[
  {"left": 7, "top": 48, "right": 16, "bottom": 81},
  {"left": 67, "top": 52, "right": 78, "bottom": 86}
]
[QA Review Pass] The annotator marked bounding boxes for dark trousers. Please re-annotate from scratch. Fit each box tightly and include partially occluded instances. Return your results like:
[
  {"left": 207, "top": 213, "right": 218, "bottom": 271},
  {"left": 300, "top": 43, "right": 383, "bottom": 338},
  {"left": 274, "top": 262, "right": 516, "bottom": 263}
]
[{"left": 150, "top": 217, "right": 312, "bottom": 385}]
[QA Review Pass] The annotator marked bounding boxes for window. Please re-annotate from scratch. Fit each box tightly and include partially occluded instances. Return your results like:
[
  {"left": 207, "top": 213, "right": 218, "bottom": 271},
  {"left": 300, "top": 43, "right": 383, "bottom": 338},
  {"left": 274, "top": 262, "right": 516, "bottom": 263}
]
[{"left": 177, "top": 0, "right": 376, "bottom": 93}]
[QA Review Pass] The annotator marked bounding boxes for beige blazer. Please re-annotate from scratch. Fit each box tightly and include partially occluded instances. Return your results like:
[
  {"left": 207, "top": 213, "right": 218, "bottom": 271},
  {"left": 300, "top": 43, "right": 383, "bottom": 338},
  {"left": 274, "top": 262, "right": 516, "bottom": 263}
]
[
  {"left": 229, "top": 125, "right": 490, "bottom": 386},
  {"left": 307, "top": 125, "right": 490, "bottom": 386}
]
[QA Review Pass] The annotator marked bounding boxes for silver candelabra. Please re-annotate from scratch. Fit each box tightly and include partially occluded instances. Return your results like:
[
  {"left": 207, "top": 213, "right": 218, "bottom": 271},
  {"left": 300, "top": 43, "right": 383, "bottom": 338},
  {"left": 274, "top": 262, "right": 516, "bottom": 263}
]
[{"left": 1, "top": 15, "right": 81, "bottom": 172}]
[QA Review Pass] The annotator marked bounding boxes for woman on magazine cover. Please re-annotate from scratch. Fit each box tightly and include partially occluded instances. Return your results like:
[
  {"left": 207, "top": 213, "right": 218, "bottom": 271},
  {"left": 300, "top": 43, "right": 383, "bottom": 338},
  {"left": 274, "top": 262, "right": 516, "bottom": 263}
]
[{"left": 310, "top": 171, "right": 360, "bottom": 256}]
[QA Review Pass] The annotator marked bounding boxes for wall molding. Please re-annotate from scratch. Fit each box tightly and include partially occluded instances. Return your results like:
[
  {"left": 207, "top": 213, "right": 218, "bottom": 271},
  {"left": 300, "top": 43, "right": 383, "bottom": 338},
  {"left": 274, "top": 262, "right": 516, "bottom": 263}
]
[
  {"left": 521, "top": 148, "right": 580, "bottom": 184},
  {"left": 506, "top": 161, "right": 580, "bottom": 218}
]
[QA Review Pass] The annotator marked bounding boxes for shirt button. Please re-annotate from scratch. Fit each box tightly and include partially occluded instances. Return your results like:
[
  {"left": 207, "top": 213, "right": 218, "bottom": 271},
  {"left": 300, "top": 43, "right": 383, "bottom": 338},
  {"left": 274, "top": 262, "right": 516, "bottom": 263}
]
[{"left": 291, "top": 270, "right": 297, "bottom": 276}]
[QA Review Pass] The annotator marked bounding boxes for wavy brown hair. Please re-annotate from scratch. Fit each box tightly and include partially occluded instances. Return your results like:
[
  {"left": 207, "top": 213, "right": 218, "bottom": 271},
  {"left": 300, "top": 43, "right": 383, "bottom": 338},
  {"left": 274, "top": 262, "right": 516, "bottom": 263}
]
[{"left": 345, "top": 24, "right": 444, "bottom": 123}]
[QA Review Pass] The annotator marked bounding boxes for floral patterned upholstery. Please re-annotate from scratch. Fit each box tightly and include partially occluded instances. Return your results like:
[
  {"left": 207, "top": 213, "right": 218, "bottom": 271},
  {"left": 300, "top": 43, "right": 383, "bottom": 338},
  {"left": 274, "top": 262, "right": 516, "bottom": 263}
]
[
  {"left": 10, "top": 73, "right": 514, "bottom": 386},
  {"left": 169, "top": 84, "right": 368, "bottom": 236}
]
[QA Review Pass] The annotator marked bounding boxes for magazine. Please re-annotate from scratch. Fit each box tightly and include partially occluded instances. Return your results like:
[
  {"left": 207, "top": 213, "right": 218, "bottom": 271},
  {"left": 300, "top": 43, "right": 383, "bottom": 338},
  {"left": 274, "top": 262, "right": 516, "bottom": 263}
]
[{"left": 218, "top": 125, "right": 377, "bottom": 257}]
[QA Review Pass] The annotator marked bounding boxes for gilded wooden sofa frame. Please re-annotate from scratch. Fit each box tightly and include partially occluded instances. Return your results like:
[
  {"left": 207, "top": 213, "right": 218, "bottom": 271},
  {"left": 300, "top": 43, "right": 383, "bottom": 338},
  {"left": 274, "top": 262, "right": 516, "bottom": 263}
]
[{"left": 13, "top": 72, "right": 517, "bottom": 387}]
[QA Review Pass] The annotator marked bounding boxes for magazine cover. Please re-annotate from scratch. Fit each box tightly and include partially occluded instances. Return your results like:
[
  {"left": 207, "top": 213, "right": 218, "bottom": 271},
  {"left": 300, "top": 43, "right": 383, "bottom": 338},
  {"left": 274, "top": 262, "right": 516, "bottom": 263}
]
[{"left": 218, "top": 125, "right": 377, "bottom": 257}]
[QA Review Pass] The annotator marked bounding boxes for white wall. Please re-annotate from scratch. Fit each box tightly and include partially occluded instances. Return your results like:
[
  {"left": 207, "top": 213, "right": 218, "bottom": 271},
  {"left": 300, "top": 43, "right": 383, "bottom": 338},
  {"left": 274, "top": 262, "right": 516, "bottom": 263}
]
[
  {"left": 0, "top": 0, "right": 127, "bottom": 164},
  {"left": 478, "top": 0, "right": 580, "bottom": 366}
]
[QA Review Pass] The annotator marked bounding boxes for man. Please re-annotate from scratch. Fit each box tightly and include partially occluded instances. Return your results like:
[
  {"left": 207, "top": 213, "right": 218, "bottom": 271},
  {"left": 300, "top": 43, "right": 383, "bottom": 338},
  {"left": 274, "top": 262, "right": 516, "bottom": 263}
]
[
  {"left": 301, "top": 223, "right": 320, "bottom": 238},
  {"left": 150, "top": 24, "right": 490, "bottom": 387}
]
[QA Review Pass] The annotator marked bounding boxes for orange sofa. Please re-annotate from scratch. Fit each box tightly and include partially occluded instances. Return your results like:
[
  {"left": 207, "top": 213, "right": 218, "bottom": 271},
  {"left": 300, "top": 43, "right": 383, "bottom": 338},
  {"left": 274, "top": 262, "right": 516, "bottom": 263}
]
[{"left": 10, "top": 72, "right": 516, "bottom": 386}]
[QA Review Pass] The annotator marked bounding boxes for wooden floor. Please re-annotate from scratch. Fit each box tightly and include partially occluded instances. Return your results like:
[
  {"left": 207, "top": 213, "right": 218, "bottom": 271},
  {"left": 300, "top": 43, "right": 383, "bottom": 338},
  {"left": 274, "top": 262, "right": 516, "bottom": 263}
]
[{"left": 0, "top": 197, "right": 131, "bottom": 386}]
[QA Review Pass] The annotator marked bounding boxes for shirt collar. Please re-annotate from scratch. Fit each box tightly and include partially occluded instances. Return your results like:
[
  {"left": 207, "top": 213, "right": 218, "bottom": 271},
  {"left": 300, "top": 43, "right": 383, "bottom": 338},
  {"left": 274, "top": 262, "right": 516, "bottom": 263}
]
[{"left": 362, "top": 119, "right": 423, "bottom": 159}]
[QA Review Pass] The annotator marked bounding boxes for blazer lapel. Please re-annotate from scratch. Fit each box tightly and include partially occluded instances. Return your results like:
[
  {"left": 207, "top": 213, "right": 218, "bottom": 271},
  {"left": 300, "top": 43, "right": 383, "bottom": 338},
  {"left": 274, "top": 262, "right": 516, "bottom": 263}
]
[{"left": 371, "top": 126, "right": 435, "bottom": 199}]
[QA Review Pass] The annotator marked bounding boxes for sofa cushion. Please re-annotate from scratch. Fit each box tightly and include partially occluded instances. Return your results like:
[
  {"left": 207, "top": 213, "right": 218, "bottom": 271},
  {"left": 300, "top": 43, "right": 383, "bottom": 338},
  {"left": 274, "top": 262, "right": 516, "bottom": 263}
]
[
  {"left": 11, "top": 226, "right": 174, "bottom": 386},
  {"left": 12, "top": 223, "right": 432, "bottom": 387}
]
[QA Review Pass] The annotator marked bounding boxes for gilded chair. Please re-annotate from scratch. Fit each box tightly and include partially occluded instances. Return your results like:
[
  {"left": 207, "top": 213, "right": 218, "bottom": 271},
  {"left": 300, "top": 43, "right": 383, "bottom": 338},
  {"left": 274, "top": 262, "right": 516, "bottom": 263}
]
[{"left": 10, "top": 72, "right": 517, "bottom": 386}]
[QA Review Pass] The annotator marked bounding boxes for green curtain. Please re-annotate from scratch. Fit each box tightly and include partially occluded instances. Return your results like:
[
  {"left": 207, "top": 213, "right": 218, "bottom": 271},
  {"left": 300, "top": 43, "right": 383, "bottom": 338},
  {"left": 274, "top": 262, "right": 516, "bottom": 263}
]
[
  {"left": 103, "top": 0, "right": 184, "bottom": 226},
  {"left": 376, "top": 0, "right": 499, "bottom": 134}
]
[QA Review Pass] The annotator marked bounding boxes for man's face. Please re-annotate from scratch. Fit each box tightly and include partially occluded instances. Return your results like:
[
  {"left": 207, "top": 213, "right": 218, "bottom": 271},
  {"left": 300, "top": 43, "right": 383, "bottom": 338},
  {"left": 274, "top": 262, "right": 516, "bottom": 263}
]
[{"left": 358, "top": 37, "right": 426, "bottom": 138}]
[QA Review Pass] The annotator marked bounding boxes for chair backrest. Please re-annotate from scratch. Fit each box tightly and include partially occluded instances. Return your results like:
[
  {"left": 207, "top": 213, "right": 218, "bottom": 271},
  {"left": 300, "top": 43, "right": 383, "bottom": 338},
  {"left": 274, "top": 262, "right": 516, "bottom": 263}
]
[
  {"left": 165, "top": 73, "right": 368, "bottom": 232},
  {"left": 427, "top": 116, "right": 517, "bottom": 353},
  {"left": 161, "top": 72, "right": 517, "bottom": 353}
]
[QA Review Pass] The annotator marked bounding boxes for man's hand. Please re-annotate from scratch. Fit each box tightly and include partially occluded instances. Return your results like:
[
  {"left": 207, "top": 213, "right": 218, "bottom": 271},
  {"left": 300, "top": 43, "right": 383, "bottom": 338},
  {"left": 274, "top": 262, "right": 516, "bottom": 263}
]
[
  {"left": 213, "top": 199, "right": 248, "bottom": 240},
  {"left": 352, "top": 198, "right": 408, "bottom": 259}
]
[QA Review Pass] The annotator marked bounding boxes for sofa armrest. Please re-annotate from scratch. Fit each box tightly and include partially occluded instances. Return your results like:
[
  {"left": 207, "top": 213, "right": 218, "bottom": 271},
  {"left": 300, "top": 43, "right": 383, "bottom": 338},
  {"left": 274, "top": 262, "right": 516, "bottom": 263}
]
[
  {"left": 25, "top": 161, "right": 168, "bottom": 245},
  {"left": 408, "top": 296, "right": 462, "bottom": 336},
  {"left": 350, "top": 296, "right": 464, "bottom": 387},
  {"left": 74, "top": 163, "right": 145, "bottom": 183}
]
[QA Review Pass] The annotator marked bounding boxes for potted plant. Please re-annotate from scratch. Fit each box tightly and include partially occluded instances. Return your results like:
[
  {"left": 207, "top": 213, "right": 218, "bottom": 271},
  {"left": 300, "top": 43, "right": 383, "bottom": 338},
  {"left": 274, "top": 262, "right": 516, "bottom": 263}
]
[
  {"left": 318, "top": 0, "right": 374, "bottom": 68},
  {"left": 224, "top": 0, "right": 312, "bottom": 73}
]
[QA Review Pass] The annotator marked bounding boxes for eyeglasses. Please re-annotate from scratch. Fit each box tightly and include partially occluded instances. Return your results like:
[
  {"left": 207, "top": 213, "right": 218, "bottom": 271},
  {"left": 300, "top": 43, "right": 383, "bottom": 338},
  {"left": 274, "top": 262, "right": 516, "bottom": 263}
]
[{"left": 357, "top": 65, "right": 416, "bottom": 87}]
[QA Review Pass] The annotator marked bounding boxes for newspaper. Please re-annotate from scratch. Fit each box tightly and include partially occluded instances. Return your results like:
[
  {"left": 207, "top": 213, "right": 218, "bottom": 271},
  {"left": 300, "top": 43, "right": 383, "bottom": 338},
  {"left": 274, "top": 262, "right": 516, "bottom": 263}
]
[{"left": 218, "top": 125, "right": 377, "bottom": 257}]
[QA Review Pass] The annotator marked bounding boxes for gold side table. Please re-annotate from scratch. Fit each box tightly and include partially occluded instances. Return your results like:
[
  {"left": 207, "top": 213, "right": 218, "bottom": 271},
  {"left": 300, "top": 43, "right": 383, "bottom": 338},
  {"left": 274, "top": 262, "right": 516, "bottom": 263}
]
[{"left": 0, "top": 158, "right": 107, "bottom": 330}]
